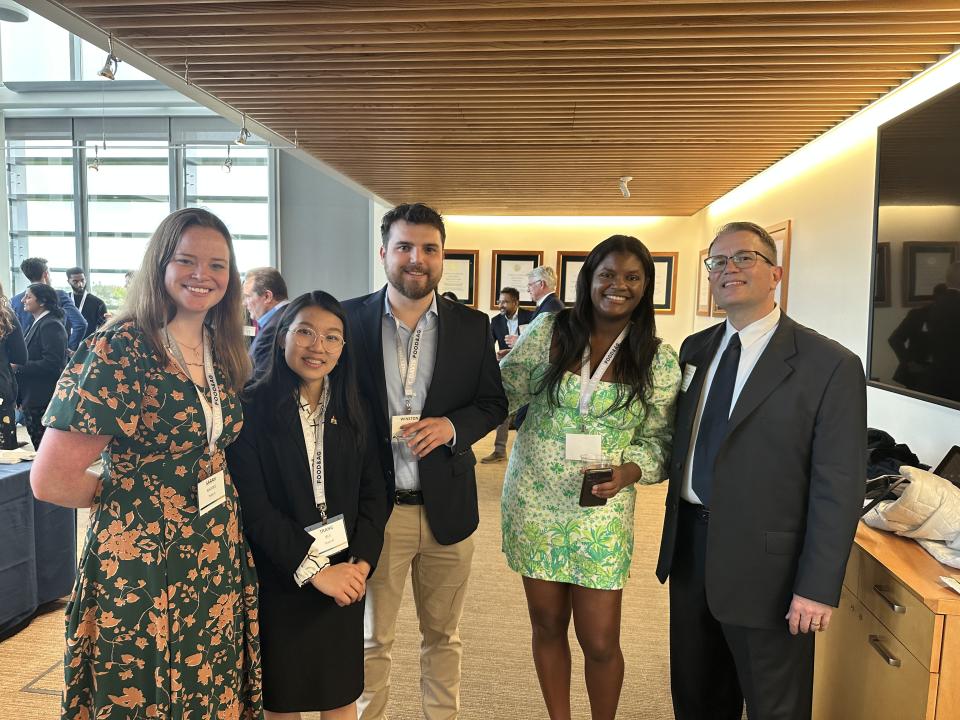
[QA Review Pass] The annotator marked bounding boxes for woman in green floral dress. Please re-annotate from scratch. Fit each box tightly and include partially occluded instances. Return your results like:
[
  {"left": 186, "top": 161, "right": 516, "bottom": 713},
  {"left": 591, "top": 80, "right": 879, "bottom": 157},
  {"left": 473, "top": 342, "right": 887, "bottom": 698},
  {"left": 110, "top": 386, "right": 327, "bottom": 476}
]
[
  {"left": 499, "top": 235, "right": 681, "bottom": 720},
  {"left": 31, "top": 208, "right": 263, "bottom": 720}
]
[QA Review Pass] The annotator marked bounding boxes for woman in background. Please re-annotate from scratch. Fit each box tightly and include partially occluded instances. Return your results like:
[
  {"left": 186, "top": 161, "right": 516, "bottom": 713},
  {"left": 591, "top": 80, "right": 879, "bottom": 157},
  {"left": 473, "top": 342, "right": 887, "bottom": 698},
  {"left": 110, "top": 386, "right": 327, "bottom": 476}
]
[
  {"left": 228, "top": 290, "right": 386, "bottom": 720},
  {"left": 16, "top": 282, "right": 67, "bottom": 449},
  {"left": 499, "top": 235, "right": 681, "bottom": 720},
  {"left": 0, "top": 280, "right": 26, "bottom": 449},
  {"left": 30, "top": 208, "right": 263, "bottom": 719}
]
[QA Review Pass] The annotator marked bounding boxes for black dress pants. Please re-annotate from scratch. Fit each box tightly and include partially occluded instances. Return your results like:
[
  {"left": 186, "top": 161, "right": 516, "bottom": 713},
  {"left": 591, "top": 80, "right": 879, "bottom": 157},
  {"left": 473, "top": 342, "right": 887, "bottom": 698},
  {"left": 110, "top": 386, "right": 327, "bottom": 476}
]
[{"left": 669, "top": 501, "right": 814, "bottom": 720}]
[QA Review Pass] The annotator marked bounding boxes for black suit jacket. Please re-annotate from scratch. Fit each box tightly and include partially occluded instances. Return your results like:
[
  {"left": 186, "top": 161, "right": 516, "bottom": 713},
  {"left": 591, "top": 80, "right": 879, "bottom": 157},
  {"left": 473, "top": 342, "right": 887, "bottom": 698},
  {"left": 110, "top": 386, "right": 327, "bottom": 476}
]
[
  {"left": 656, "top": 314, "right": 866, "bottom": 629},
  {"left": 73, "top": 292, "right": 108, "bottom": 339},
  {"left": 532, "top": 292, "right": 564, "bottom": 319},
  {"left": 490, "top": 309, "right": 534, "bottom": 351},
  {"left": 17, "top": 314, "right": 67, "bottom": 409},
  {"left": 342, "top": 287, "right": 507, "bottom": 545},
  {"left": 248, "top": 305, "right": 285, "bottom": 380},
  {"left": 227, "top": 393, "right": 387, "bottom": 592}
]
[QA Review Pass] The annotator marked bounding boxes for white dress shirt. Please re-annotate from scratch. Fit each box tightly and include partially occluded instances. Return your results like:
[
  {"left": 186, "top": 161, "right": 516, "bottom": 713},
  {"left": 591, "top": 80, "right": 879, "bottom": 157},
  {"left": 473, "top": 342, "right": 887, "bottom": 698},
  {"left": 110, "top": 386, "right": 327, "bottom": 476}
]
[{"left": 681, "top": 306, "right": 781, "bottom": 504}]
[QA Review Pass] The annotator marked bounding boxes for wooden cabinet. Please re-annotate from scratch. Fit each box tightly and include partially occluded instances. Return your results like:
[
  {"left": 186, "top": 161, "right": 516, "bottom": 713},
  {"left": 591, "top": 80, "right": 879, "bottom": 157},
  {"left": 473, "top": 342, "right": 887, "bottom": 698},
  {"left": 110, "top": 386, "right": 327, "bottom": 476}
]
[{"left": 813, "top": 524, "right": 960, "bottom": 720}]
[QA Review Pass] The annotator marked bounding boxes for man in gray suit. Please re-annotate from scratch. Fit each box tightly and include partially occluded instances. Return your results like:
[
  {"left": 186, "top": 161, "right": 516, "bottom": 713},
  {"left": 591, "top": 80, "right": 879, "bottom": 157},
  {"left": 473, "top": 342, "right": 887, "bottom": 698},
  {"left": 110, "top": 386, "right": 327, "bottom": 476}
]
[{"left": 656, "top": 221, "right": 866, "bottom": 720}]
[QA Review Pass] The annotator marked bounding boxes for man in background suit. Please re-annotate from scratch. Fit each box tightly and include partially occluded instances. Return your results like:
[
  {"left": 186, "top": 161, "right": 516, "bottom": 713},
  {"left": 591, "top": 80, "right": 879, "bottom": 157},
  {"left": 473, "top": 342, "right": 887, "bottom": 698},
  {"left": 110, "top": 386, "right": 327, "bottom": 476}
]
[
  {"left": 65, "top": 267, "right": 108, "bottom": 339},
  {"left": 12, "top": 257, "right": 86, "bottom": 350},
  {"left": 242, "top": 266, "right": 289, "bottom": 379},
  {"left": 656, "top": 221, "right": 866, "bottom": 720},
  {"left": 527, "top": 265, "right": 564, "bottom": 318},
  {"left": 344, "top": 203, "right": 506, "bottom": 720},
  {"left": 481, "top": 286, "right": 533, "bottom": 463}
]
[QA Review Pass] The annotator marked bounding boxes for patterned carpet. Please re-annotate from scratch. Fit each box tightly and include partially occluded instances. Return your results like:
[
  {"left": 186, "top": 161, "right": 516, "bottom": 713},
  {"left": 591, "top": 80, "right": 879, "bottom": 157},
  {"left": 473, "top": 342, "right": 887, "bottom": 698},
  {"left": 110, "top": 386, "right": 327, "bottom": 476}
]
[{"left": 0, "top": 430, "right": 676, "bottom": 720}]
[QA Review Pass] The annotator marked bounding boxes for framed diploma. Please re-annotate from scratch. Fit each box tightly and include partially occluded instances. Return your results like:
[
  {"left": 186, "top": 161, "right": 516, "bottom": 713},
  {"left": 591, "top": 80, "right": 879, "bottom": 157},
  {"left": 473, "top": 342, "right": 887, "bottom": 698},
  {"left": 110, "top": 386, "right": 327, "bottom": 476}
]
[
  {"left": 903, "top": 241, "right": 959, "bottom": 306},
  {"left": 556, "top": 250, "right": 588, "bottom": 307},
  {"left": 492, "top": 250, "right": 543, "bottom": 309},
  {"left": 651, "top": 252, "right": 678, "bottom": 315},
  {"left": 696, "top": 249, "right": 712, "bottom": 317},
  {"left": 439, "top": 249, "right": 479, "bottom": 308},
  {"left": 765, "top": 220, "right": 792, "bottom": 313}
]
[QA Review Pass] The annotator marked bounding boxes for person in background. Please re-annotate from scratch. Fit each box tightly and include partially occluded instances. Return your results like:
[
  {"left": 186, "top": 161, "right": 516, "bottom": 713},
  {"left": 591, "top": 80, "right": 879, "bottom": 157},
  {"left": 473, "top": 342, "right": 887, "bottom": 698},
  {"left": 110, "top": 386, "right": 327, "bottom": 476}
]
[
  {"left": 12, "top": 257, "right": 86, "bottom": 350},
  {"left": 229, "top": 290, "right": 387, "bottom": 719},
  {"left": 65, "top": 267, "right": 108, "bottom": 340},
  {"left": 499, "top": 235, "right": 680, "bottom": 720},
  {"left": 243, "top": 266, "right": 290, "bottom": 379},
  {"left": 481, "top": 286, "right": 533, "bottom": 463},
  {"left": 124, "top": 269, "right": 135, "bottom": 288},
  {"left": 527, "top": 265, "right": 564, "bottom": 318},
  {"left": 30, "top": 208, "right": 262, "bottom": 719},
  {"left": 0, "top": 279, "right": 26, "bottom": 449},
  {"left": 15, "top": 283, "right": 67, "bottom": 449},
  {"left": 657, "top": 221, "right": 866, "bottom": 720}
]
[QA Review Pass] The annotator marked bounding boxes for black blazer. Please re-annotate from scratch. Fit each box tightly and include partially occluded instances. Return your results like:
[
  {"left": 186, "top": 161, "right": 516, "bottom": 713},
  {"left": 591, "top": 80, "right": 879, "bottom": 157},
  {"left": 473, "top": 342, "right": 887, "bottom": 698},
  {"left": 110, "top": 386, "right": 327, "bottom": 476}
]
[
  {"left": 656, "top": 314, "right": 867, "bottom": 629},
  {"left": 0, "top": 321, "right": 27, "bottom": 401},
  {"left": 73, "top": 292, "right": 108, "bottom": 340},
  {"left": 248, "top": 306, "right": 285, "bottom": 381},
  {"left": 17, "top": 313, "right": 67, "bottom": 409},
  {"left": 532, "top": 292, "right": 564, "bottom": 318},
  {"left": 342, "top": 287, "right": 507, "bottom": 545},
  {"left": 490, "top": 309, "right": 534, "bottom": 351},
  {"left": 227, "top": 392, "right": 387, "bottom": 591}
]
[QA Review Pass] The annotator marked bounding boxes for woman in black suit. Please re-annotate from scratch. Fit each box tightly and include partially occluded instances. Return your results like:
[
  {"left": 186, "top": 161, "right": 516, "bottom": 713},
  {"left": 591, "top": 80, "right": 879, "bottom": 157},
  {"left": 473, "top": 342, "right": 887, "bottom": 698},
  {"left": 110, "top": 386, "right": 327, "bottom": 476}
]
[
  {"left": 227, "top": 290, "right": 387, "bottom": 720},
  {"left": 16, "top": 283, "right": 67, "bottom": 449},
  {"left": 0, "top": 280, "right": 26, "bottom": 448}
]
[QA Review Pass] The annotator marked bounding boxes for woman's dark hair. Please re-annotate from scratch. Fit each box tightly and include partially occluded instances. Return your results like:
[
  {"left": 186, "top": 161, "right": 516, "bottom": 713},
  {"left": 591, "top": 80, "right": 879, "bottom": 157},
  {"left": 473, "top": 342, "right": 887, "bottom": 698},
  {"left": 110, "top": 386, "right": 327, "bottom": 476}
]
[
  {"left": 26, "top": 283, "right": 65, "bottom": 321},
  {"left": 537, "top": 235, "right": 661, "bottom": 415},
  {"left": 246, "top": 291, "right": 365, "bottom": 447}
]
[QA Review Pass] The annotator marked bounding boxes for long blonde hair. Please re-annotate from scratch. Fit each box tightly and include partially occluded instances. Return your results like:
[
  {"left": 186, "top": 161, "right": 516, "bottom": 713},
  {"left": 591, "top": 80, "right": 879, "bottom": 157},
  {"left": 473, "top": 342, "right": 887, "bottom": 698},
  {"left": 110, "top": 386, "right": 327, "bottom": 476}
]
[
  {"left": 0, "top": 280, "right": 15, "bottom": 339},
  {"left": 108, "top": 208, "right": 251, "bottom": 390}
]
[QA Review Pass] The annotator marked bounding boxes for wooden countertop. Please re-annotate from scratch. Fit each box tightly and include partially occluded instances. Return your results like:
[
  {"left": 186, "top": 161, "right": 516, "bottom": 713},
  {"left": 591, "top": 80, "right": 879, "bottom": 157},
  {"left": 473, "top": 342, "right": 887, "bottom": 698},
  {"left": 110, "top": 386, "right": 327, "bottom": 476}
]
[{"left": 856, "top": 521, "right": 960, "bottom": 616}]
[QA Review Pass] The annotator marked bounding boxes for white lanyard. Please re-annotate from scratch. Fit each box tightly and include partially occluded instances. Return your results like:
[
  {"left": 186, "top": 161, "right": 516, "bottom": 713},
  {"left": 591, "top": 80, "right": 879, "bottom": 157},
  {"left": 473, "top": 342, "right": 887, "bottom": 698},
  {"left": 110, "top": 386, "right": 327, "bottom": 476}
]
[
  {"left": 77, "top": 291, "right": 88, "bottom": 313},
  {"left": 164, "top": 326, "right": 224, "bottom": 456},
  {"left": 305, "top": 380, "right": 331, "bottom": 521},
  {"left": 578, "top": 324, "right": 630, "bottom": 415},
  {"left": 395, "top": 320, "right": 426, "bottom": 413}
]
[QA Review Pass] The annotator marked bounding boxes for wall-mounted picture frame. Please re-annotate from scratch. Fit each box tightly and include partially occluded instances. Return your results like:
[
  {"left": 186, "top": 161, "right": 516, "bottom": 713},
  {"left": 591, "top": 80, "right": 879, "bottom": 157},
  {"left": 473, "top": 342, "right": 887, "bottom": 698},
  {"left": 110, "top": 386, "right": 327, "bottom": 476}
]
[
  {"left": 696, "top": 248, "right": 712, "bottom": 317},
  {"left": 874, "top": 242, "right": 891, "bottom": 307},
  {"left": 556, "top": 250, "right": 588, "bottom": 307},
  {"left": 492, "top": 250, "right": 544, "bottom": 309},
  {"left": 903, "top": 241, "right": 960, "bottom": 306},
  {"left": 651, "top": 252, "right": 678, "bottom": 315},
  {"left": 765, "top": 219, "right": 792, "bottom": 313},
  {"left": 438, "top": 249, "right": 479, "bottom": 308}
]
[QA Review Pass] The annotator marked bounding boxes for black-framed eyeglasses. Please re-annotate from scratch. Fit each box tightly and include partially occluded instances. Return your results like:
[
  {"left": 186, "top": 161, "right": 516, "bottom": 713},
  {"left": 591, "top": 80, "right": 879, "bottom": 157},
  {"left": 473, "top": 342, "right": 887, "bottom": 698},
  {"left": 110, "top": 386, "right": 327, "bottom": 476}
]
[
  {"left": 288, "top": 326, "right": 346, "bottom": 352},
  {"left": 704, "top": 250, "right": 775, "bottom": 273}
]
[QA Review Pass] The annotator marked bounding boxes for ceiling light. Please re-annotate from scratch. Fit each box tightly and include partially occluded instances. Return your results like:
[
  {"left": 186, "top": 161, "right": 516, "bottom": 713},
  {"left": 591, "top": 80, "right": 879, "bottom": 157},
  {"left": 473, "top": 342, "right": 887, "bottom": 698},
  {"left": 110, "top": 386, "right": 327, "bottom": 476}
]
[
  {"left": 619, "top": 176, "right": 633, "bottom": 199},
  {"left": 87, "top": 145, "right": 100, "bottom": 172},
  {"left": 221, "top": 144, "right": 232, "bottom": 173},
  {"left": 97, "top": 34, "right": 119, "bottom": 80},
  {"left": 0, "top": 1, "right": 28, "bottom": 23},
  {"left": 235, "top": 115, "right": 251, "bottom": 145}
]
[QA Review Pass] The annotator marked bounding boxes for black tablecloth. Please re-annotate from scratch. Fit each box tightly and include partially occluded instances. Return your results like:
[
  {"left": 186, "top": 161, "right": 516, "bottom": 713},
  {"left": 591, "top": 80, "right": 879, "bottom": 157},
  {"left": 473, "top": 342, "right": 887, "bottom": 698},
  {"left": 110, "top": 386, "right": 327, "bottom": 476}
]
[{"left": 0, "top": 462, "right": 76, "bottom": 638}]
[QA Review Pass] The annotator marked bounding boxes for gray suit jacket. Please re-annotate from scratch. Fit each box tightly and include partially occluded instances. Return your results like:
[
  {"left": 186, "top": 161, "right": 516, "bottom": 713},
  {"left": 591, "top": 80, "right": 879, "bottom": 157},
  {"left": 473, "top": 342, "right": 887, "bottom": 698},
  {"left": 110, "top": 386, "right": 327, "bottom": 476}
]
[{"left": 656, "top": 314, "right": 867, "bottom": 629}]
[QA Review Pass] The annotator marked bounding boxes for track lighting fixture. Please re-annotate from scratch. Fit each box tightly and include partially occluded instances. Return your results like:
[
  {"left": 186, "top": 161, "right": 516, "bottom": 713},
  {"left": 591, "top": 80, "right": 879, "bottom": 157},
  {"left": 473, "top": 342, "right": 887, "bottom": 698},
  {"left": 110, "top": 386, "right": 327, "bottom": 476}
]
[
  {"left": 97, "top": 34, "right": 119, "bottom": 80},
  {"left": 619, "top": 175, "right": 633, "bottom": 199},
  {"left": 87, "top": 145, "right": 100, "bottom": 172},
  {"left": 235, "top": 115, "right": 251, "bottom": 145},
  {"left": 221, "top": 144, "right": 233, "bottom": 173}
]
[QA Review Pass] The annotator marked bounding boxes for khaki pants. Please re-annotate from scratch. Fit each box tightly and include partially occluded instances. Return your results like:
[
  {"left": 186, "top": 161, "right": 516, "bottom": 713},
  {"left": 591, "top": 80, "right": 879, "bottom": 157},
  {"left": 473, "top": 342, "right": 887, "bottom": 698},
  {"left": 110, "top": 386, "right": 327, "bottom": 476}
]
[{"left": 358, "top": 504, "right": 475, "bottom": 720}]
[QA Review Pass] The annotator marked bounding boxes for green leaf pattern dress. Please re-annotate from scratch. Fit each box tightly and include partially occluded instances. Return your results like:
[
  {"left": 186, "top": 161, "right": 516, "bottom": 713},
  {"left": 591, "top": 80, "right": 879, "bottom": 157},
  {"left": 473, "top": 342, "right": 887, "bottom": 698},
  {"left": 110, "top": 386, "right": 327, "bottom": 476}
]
[
  {"left": 499, "top": 312, "right": 681, "bottom": 590},
  {"left": 43, "top": 322, "right": 263, "bottom": 720}
]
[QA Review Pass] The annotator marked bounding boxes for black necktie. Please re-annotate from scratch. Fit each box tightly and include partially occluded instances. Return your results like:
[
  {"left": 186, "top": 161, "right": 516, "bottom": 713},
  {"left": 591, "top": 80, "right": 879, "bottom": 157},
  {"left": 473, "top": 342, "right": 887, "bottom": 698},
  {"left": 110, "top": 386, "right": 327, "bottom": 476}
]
[{"left": 691, "top": 333, "right": 741, "bottom": 507}]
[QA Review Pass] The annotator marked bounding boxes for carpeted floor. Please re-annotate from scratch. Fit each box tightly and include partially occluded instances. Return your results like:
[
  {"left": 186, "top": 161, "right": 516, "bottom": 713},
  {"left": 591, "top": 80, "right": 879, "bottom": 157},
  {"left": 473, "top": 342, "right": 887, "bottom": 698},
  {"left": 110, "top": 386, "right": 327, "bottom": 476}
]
[{"left": 0, "top": 430, "right": 675, "bottom": 719}]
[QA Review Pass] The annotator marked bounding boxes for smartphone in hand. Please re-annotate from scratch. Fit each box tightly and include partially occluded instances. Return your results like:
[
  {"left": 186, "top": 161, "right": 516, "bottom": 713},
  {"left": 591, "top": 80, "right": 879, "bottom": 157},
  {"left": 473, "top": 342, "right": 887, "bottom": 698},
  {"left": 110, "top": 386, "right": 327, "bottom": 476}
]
[{"left": 579, "top": 468, "right": 611, "bottom": 507}]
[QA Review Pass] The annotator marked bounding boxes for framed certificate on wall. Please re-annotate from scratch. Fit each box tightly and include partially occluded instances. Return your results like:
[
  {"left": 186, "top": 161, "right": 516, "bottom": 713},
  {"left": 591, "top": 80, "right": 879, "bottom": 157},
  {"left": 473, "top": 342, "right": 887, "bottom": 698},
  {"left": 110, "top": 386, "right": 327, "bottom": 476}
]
[
  {"left": 492, "top": 250, "right": 543, "bottom": 309},
  {"left": 556, "top": 250, "right": 588, "bottom": 307},
  {"left": 439, "top": 249, "right": 479, "bottom": 307},
  {"left": 651, "top": 252, "right": 678, "bottom": 315},
  {"left": 696, "top": 249, "right": 712, "bottom": 317},
  {"left": 766, "top": 220, "right": 792, "bottom": 313}
]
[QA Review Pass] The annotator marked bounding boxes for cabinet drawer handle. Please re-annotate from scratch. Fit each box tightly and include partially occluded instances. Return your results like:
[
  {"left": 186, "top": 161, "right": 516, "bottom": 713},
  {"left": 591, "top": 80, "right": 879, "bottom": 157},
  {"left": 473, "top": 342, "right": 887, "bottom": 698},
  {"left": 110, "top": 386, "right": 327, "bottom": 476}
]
[
  {"left": 869, "top": 635, "right": 902, "bottom": 667},
  {"left": 872, "top": 584, "right": 906, "bottom": 614}
]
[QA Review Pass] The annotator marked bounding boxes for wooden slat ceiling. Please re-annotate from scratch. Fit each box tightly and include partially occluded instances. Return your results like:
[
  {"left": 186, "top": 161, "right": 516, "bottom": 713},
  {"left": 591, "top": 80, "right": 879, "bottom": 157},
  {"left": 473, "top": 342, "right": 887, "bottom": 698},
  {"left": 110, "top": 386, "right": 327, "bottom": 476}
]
[{"left": 54, "top": 0, "right": 960, "bottom": 214}]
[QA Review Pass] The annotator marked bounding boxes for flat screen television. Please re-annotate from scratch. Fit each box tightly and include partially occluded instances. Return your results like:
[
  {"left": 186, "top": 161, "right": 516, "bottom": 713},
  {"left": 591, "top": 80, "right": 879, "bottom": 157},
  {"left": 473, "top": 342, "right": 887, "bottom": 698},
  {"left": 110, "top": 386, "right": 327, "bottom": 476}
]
[{"left": 867, "top": 82, "right": 960, "bottom": 411}]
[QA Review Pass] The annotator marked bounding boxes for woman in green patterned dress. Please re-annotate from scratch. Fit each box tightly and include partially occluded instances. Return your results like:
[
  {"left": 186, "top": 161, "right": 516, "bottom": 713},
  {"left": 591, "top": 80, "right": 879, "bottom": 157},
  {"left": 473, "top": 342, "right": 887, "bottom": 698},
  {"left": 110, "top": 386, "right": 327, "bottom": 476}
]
[
  {"left": 31, "top": 208, "right": 263, "bottom": 720},
  {"left": 499, "top": 235, "right": 681, "bottom": 720}
]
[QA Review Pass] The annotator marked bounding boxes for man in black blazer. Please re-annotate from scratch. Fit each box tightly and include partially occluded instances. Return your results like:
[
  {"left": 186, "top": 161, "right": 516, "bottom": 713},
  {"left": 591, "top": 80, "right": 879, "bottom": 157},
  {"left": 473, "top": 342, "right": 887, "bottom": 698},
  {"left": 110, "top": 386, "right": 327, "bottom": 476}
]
[
  {"left": 527, "top": 265, "right": 564, "bottom": 317},
  {"left": 343, "top": 203, "right": 506, "bottom": 720},
  {"left": 656, "top": 221, "right": 866, "bottom": 720},
  {"left": 481, "top": 286, "right": 533, "bottom": 463},
  {"left": 66, "top": 268, "right": 108, "bottom": 339},
  {"left": 242, "top": 267, "right": 289, "bottom": 379}
]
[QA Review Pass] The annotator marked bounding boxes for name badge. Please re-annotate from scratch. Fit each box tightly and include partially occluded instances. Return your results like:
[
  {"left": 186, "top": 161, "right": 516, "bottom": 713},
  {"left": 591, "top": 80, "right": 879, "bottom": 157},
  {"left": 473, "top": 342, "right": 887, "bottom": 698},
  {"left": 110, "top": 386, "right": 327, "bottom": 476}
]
[
  {"left": 565, "top": 433, "right": 602, "bottom": 461},
  {"left": 392, "top": 414, "right": 421, "bottom": 438},
  {"left": 681, "top": 364, "right": 697, "bottom": 393},
  {"left": 198, "top": 470, "right": 227, "bottom": 516},
  {"left": 305, "top": 514, "right": 349, "bottom": 556}
]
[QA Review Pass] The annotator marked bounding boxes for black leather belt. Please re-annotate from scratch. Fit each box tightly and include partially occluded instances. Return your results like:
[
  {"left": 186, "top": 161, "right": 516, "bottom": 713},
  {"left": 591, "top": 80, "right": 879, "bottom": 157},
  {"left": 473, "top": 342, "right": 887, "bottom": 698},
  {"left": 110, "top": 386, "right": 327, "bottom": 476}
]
[
  {"left": 395, "top": 490, "right": 424, "bottom": 506},
  {"left": 681, "top": 500, "right": 710, "bottom": 522}
]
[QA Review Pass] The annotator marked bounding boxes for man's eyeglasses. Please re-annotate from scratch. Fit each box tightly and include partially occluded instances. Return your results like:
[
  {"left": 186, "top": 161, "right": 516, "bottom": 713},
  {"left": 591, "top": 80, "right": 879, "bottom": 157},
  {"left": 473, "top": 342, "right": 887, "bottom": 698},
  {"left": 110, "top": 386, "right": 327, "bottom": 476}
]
[
  {"left": 289, "top": 326, "right": 346, "bottom": 352},
  {"left": 704, "top": 250, "right": 775, "bottom": 273}
]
